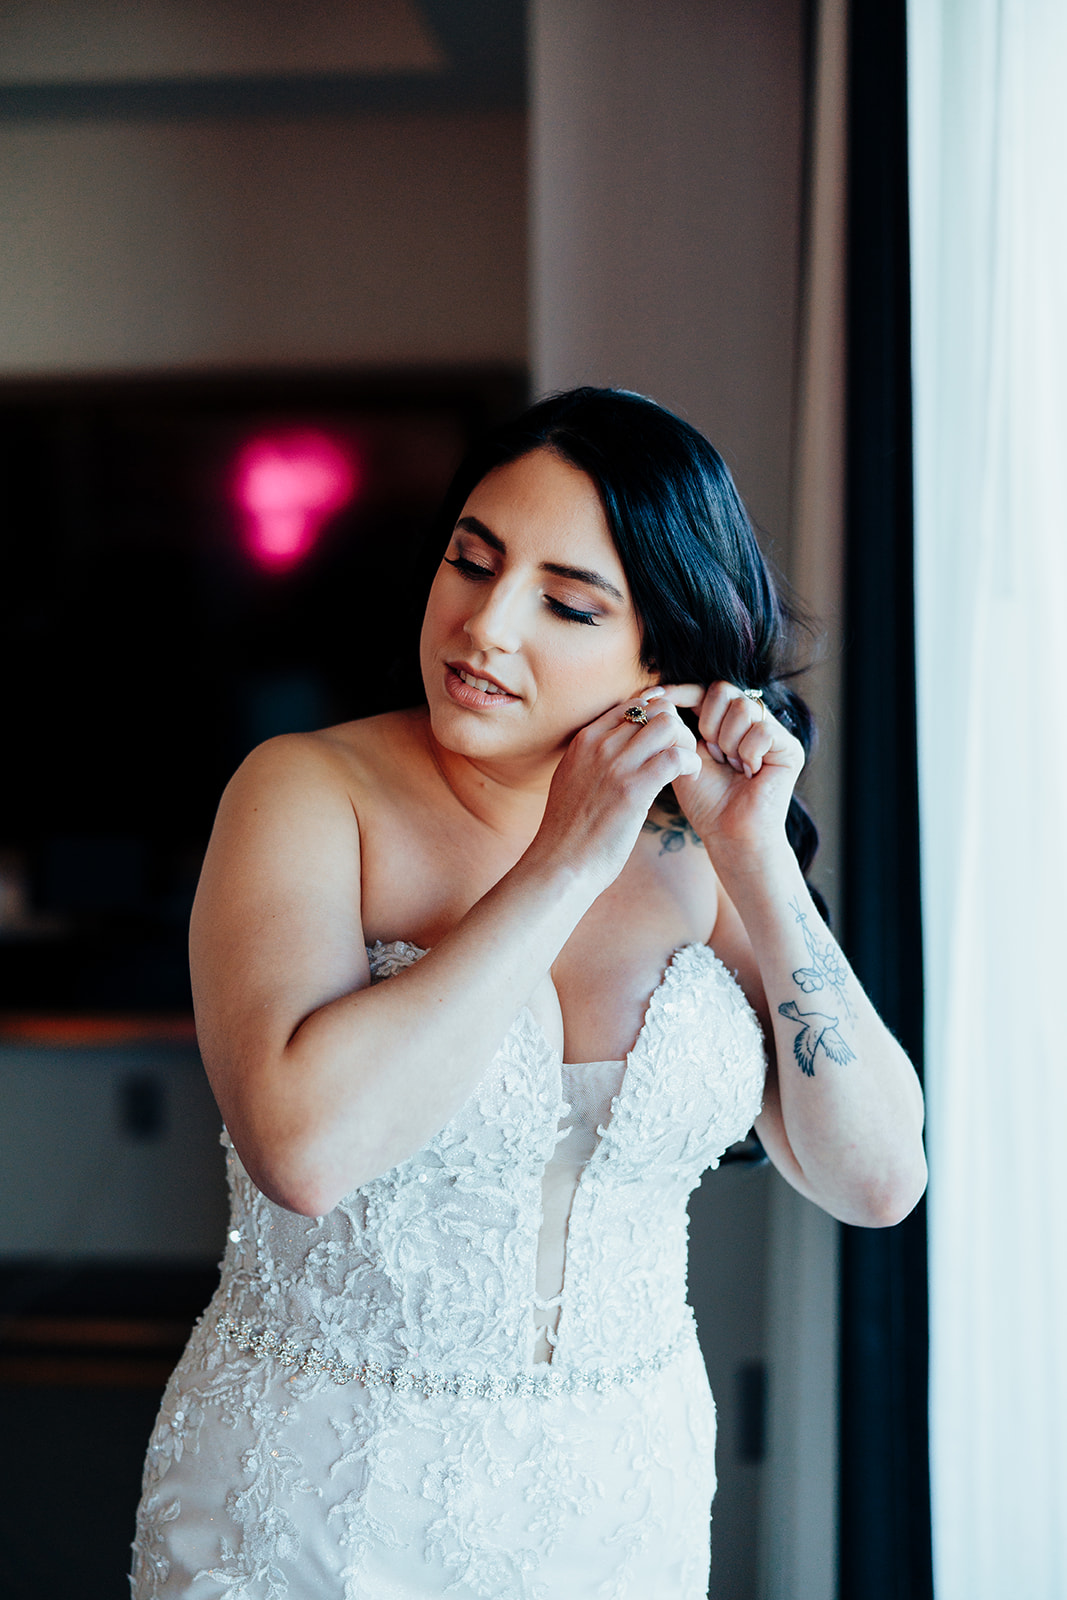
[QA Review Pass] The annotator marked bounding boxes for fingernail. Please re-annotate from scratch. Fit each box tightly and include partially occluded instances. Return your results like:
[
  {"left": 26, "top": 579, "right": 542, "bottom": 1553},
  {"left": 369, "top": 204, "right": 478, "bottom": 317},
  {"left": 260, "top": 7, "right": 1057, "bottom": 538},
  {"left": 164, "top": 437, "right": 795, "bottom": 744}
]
[
  {"left": 644, "top": 687, "right": 666, "bottom": 700},
  {"left": 742, "top": 761, "right": 753, "bottom": 779},
  {"left": 708, "top": 742, "right": 725, "bottom": 764},
  {"left": 728, "top": 756, "right": 743, "bottom": 773}
]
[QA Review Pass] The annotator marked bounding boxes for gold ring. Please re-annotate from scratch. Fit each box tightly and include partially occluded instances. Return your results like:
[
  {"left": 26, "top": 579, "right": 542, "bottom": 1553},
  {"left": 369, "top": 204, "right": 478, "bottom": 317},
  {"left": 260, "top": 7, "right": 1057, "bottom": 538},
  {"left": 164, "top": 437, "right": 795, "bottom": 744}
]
[
  {"left": 622, "top": 704, "right": 649, "bottom": 727},
  {"left": 742, "top": 688, "right": 766, "bottom": 722}
]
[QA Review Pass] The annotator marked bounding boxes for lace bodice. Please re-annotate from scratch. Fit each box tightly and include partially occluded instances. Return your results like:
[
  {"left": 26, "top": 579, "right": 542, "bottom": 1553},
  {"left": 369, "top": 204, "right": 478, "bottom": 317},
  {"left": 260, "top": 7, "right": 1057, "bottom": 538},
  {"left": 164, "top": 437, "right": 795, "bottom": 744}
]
[
  {"left": 133, "top": 938, "right": 768, "bottom": 1599},
  {"left": 214, "top": 939, "right": 767, "bottom": 1378}
]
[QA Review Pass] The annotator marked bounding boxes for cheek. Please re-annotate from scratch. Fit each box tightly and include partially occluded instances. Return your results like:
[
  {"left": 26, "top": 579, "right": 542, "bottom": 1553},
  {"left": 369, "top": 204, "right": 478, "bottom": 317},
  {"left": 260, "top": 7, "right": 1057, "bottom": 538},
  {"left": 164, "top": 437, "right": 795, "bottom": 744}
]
[
  {"left": 419, "top": 574, "right": 455, "bottom": 652},
  {"left": 540, "top": 633, "right": 645, "bottom": 715}
]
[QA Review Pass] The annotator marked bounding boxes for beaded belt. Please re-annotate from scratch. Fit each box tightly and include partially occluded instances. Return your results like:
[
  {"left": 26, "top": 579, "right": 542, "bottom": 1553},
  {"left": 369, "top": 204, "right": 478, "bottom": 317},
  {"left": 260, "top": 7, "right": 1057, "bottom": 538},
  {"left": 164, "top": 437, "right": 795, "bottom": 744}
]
[{"left": 215, "top": 1311, "right": 691, "bottom": 1400}]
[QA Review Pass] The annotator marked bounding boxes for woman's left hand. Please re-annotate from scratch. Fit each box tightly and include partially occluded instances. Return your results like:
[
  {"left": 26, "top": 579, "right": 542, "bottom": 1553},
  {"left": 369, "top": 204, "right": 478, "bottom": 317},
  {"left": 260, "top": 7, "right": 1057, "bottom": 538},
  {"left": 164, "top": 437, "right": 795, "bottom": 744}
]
[{"left": 661, "top": 681, "right": 805, "bottom": 859}]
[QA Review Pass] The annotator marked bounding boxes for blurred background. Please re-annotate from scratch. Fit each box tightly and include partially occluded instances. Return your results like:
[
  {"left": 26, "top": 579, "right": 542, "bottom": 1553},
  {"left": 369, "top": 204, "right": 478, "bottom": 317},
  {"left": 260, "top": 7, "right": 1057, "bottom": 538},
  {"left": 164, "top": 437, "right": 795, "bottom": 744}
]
[{"left": 0, "top": 3, "right": 875, "bottom": 1597}]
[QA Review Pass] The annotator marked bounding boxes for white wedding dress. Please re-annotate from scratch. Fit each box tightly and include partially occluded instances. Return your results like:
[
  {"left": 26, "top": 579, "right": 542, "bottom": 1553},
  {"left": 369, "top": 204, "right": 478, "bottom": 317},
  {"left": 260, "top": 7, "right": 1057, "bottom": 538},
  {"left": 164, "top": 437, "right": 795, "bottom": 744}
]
[{"left": 131, "top": 939, "right": 766, "bottom": 1599}]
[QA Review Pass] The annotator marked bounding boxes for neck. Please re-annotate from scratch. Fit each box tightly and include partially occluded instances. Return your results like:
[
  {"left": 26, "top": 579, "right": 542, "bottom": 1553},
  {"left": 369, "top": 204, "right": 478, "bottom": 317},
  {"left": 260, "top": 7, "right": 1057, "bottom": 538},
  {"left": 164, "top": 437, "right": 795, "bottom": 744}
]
[{"left": 414, "top": 710, "right": 562, "bottom": 840}]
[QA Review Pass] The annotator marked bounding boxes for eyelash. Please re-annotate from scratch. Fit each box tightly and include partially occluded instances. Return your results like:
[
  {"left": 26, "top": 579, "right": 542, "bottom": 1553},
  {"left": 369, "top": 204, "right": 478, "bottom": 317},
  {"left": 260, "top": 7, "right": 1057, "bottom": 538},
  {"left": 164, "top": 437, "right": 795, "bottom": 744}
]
[{"left": 443, "top": 555, "right": 599, "bottom": 626}]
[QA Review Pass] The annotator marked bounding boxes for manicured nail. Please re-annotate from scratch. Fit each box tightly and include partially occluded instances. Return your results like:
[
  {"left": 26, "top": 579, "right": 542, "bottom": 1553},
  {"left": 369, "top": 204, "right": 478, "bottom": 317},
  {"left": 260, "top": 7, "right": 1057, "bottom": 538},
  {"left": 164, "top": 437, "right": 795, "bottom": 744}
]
[
  {"left": 708, "top": 742, "right": 725, "bottom": 764},
  {"left": 742, "top": 761, "right": 753, "bottom": 779},
  {"left": 728, "top": 756, "right": 743, "bottom": 773}
]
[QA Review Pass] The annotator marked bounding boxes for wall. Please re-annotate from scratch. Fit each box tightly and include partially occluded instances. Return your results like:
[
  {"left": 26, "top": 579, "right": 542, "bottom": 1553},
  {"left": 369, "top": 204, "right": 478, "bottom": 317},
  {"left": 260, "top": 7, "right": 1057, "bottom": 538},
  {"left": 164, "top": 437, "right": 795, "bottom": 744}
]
[
  {"left": 530, "top": 0, "right": 805, "bottom": 544},
  {"left": 0, "top": 109, "right": 527, "bottom": 373}
]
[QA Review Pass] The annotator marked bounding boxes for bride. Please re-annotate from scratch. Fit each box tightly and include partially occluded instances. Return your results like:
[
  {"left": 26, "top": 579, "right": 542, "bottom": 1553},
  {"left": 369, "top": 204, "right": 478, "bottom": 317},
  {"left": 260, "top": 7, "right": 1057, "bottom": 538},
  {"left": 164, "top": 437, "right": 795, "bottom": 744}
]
[{"left": 131, "top": 387, "right": 926, "bottom": 1598}]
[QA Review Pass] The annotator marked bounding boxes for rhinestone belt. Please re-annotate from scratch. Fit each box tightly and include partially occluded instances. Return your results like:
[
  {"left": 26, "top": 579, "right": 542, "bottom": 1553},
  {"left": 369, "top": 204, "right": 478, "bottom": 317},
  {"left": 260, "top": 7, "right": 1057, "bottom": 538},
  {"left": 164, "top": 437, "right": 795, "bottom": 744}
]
[{"left": 215, "top": 1311, "right": 691, "bottom": 1400}]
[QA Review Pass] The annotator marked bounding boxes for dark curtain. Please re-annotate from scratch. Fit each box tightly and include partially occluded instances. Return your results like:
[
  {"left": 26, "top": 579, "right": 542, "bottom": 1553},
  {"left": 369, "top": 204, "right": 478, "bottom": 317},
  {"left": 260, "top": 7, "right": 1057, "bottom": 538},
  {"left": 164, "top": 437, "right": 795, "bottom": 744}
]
[{"left": 839, "top": 0, "right": 933, "bottom": 1595}]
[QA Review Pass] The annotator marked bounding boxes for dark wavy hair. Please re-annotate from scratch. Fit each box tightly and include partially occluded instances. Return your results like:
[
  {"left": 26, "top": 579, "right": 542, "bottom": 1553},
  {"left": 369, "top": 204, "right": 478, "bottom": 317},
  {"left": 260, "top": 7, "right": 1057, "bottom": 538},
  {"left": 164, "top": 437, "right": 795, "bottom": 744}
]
[{"left": 418, "top": 386, "right": 821, "bottom": 891}]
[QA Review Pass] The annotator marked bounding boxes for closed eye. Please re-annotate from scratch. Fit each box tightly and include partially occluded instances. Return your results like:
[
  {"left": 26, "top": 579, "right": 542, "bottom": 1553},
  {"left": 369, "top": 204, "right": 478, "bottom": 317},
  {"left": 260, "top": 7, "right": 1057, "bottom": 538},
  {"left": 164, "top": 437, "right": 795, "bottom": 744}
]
[
  {"left": 444, "top": 555, "right": 493, "bottom": 579},
  {"left": 445, "top": 555, "right": 598, "bottom": 625},
  {"left": 546, "top": 597, "right": 598, "bottom": 625}
]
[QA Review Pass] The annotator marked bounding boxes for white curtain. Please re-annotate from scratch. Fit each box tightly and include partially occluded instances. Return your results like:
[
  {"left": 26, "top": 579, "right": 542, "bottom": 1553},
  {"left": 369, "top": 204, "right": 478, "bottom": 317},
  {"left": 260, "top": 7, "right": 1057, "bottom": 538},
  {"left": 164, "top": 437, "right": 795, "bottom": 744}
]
[{"left": 908, "top": 3, "right": 1067, "bottom": 1596}]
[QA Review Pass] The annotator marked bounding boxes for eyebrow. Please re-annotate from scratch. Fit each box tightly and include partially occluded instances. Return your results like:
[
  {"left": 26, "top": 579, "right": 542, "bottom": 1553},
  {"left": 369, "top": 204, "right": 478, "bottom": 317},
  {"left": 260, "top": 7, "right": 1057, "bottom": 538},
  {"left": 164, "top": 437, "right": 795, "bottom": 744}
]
[{"left": 454, "top": 515, "right": 626, "bottom": 604}]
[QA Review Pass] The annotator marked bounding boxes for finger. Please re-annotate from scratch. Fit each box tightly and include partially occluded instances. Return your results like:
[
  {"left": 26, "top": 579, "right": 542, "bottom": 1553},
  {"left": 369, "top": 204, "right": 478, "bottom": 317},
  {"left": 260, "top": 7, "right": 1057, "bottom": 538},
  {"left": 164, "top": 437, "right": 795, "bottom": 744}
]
[
  {"left": 696, "top": 681, "right": 749, "bottom": 742},
  {"left": 688, "top": 682, "right": 749, "bottom": 767},
  {"left": 570, "top": 690, "right": 665, "bottom": 750},
  {"left": 715, "top": 697, "right": 804, "bottom": 781},
  {"left": 657, "top": 682, "right": 740, "bottom": 764},
  {"left": 666, "top": 681, "right": 750, "bottom": 761},
  {"left": 605, "top": 703, "right": 702, "bottom": 796},
  {"left": 669, "top": 746, "right": 705, "bottom": 780},
  {"left": 606, "top": 691, "right": 693, "bottom": 736},
  {"left": 643, "top": 697, "right": 700, "bottom": 755},
  {"left": 708, "top": 689, "right": 771, "bottom": 770},
  {"left": 643, "top": 736, "right": 703, "bottom": 782},
  {"left": 624, "top": 698, "right": 699, "bottom": 760},
  {"left": 603, "top": 685, "right": 665, "bottom": 721},
  {"left": 657, "top": 683, "right": 706, "bottom": 712},
  {"left": 735, "top": 722, "right": 775, "bottom": 778}
]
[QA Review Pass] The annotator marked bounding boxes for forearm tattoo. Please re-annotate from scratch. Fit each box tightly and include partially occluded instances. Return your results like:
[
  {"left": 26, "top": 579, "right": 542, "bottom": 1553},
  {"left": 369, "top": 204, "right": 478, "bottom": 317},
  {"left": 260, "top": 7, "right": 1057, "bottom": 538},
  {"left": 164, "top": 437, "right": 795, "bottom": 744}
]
[
  {"left": 776, "top": 898, "right": 856, "bottom": 1076},
  {"left": 641, "top": 815, "right": 703, "bottom": 854}
]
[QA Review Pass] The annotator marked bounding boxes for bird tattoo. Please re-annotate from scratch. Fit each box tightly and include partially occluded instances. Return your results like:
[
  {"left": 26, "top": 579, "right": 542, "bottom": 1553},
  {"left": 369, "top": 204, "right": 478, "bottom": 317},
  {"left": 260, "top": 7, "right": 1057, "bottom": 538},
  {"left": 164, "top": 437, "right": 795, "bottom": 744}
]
[{"left": 777, "top": 1000, "right": 856, "bottom": 1077}]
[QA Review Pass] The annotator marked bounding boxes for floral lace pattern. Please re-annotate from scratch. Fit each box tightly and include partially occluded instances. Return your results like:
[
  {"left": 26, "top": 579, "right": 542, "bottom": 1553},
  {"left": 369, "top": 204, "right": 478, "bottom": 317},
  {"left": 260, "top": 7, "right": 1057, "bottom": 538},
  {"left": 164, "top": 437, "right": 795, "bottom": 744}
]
[{"left": 131, "top": 940, "right": 766, "bottom": 1598}]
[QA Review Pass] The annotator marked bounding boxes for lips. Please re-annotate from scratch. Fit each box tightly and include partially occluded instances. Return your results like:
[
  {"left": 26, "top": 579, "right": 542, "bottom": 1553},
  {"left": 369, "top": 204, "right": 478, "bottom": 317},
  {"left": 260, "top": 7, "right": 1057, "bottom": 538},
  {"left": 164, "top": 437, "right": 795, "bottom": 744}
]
[
  {"left": 444, "top": 663, "right": 519, "bottom": 707},
  {"left": 453, "top": 665, "right": 511, "bottom": 696}
]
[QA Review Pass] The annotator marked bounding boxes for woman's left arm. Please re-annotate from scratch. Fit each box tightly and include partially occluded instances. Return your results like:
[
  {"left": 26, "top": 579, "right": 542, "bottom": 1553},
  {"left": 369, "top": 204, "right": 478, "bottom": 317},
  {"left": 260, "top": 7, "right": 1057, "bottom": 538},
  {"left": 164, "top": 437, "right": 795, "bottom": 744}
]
[{"left": 668, "top": 682, "right": 928, "bottom": 1228}]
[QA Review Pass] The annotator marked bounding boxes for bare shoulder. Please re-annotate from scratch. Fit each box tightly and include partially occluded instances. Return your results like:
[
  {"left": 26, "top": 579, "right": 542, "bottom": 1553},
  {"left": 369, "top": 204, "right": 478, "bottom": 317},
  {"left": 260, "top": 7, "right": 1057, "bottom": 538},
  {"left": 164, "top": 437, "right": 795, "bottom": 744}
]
[
  {"left": 191, "top": 721, "right": 427, "bottom": 1086},
  {"left": 195, "top": 708, "right": 433, "bottom": 961},
  {"left": 216, "top": 709, "right": 427, "bottom": 817},
  {"left": 222, "top": 726, "right": 356, "bottom": 804},
  {"left": 305, "top": 709, "right": 432, "bottom": 804},
  {"left": 194, "top": 730, "right": 364, "bottom": 964},
  {"left": 236, "top": 708, "right": 423, "bottom": 777},
  {"left": 318, "top": 707, "right": 427, "bottom": 763}
]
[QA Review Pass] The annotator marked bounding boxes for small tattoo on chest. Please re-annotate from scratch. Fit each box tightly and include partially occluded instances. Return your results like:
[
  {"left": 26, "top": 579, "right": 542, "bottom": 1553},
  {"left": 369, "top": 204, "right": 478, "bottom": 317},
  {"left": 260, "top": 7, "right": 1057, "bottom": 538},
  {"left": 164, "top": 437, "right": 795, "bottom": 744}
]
[{"left": 641, "top": 815, "right": 703, "bottom": 854}]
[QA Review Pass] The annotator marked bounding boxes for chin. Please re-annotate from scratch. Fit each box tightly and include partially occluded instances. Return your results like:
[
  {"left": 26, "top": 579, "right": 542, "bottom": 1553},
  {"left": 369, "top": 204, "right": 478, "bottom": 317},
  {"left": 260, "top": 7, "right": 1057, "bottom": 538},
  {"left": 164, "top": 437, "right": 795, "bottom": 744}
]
[
  {"left": 425, "top": 696, "right": 560, "bottom": 769},
  {"left": 429, "top": 704, "right": 525, "bottom": 756}
]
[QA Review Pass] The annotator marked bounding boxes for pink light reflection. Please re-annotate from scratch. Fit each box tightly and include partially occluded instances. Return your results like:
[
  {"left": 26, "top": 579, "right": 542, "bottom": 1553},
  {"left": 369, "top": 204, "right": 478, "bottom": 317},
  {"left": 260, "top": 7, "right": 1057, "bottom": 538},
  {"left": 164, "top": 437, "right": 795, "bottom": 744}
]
[{"left": 232, "top": 430, "right": 359, "bottom": 572}]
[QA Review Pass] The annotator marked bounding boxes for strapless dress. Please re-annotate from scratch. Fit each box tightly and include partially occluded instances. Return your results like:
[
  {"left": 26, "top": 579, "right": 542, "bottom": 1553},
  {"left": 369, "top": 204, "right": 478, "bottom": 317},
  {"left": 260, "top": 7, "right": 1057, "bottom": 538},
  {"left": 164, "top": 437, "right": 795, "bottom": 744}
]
[{"left": 130, "top": 939, "right": 766, "bottom": 1599}]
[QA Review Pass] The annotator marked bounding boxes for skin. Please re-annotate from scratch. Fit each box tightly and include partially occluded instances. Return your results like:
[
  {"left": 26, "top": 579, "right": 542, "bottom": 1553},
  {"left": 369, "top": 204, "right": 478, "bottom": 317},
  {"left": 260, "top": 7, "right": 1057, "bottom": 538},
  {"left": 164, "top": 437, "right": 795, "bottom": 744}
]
[{"left": 191, "top": 447, "right": 927, "bottom": 1226}]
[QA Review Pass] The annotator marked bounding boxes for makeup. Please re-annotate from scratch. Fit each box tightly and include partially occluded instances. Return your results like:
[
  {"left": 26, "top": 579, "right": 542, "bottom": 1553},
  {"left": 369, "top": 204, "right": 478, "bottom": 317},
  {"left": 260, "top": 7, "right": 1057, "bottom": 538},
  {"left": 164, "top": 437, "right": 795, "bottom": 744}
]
[{"left": 444, "top": 665, "right": 520, "bottom": 709}]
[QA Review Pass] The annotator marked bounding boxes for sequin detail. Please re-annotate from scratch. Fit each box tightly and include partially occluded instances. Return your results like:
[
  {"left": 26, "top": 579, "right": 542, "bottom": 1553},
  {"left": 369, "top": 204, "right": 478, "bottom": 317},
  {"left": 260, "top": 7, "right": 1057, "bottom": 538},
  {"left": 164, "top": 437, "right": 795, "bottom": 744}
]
[{"left": 215, "top": 1310, "right": 692, "bottom": 1398}]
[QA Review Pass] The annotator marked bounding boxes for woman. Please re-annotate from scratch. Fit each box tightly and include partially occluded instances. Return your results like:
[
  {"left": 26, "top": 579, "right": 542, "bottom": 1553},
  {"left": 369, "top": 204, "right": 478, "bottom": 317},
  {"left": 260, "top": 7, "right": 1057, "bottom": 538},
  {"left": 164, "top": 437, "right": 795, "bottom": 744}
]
[{"left": 131, "top": 388, "right": 926, "bottom": 1598}]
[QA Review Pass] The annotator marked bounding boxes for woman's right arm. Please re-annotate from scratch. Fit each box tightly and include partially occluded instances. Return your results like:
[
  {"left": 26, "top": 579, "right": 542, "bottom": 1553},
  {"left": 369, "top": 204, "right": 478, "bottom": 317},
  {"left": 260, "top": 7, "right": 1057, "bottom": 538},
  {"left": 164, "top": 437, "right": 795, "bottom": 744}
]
[{"left": 191, "top": 711, "right": 698, "bottom": 1216}]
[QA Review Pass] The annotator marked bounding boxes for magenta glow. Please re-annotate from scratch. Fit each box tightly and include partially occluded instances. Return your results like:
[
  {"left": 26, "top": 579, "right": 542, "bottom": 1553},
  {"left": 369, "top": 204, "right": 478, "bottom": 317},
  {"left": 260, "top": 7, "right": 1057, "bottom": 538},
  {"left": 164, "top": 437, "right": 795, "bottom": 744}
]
[{"left": 233, "top": 430, "right": 359, "bottom": 572}]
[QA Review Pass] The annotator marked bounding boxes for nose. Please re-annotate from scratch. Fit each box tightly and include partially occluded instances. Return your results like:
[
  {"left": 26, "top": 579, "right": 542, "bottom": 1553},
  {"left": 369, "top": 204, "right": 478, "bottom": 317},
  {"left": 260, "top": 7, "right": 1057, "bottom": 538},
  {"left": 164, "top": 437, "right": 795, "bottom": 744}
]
[{"left": 463, "top": 578, "right": 523, "bottom": 655}]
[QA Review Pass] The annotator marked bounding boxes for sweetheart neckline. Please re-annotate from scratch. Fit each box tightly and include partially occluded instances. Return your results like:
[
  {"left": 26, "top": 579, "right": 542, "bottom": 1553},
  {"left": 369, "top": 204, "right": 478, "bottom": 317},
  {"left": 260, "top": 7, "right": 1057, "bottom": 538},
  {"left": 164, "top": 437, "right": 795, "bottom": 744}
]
[
  {"left": 364, "top": 938, "right": 730, "bottom": 1072},
  {"left": 362, "top": 937, "right": 758, "bottom": 1368}
]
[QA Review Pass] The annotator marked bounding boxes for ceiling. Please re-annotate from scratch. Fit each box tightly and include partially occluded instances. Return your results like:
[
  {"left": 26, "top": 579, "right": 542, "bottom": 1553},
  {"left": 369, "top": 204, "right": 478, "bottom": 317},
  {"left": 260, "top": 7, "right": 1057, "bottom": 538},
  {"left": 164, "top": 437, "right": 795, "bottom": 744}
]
[{"left": 0, "top": 0, "right": 526, "bottom": 119}]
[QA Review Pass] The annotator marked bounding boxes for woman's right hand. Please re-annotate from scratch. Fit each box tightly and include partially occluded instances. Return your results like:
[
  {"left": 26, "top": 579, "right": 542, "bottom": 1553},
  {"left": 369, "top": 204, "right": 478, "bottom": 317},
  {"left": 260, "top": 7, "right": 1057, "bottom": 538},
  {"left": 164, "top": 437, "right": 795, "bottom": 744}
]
[{"left": 530, "top": 690, "right": 703, "bottom": 889}]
